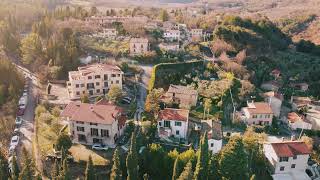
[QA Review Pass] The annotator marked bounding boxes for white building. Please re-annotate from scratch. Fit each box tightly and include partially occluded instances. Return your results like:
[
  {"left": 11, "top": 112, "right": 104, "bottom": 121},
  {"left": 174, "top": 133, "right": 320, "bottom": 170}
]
[
  {"left": 241, "top": 101, "right": 274, "bottom": 126},
  {"left": 201, "top": 120, "right": 222, "bottom": 154},
  {"left": 159, "top": 43, "right": 180, "bottom": 52},
  {"left": 129, "top": 38, "right": 150, "bottom": 55},
  {"left": 157, "top": 108, "right": 189, "bottom": 139},
  {"left": 190, "top": 29, "right": 203, "bottom": 41},
  {"left": 61, "top": 100, "right": 126, "bottom": 147},
  {"left": 163, "top": 29, "right": 181, "bottom": 41},
  {"left": 67, "top": 64, "right": 123, "bottom": 99},
  {"left": 102, "top": 28, "right": 117, "bottom": 39},
  {"left": 263, "top": 141, "right": 311, "bottom": 180},
  {"left": 306, "top": 106, "right": 320, "bottom": 130},
  {"left": 287, "top": 112, "right": 312, "bottom": 130},
  {"left": 263, "top": 91, "right": 283, "bottom": 117}
]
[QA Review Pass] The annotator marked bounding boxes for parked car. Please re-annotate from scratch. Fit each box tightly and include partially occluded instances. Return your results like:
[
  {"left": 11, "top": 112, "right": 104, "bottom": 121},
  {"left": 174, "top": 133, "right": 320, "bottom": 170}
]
[
  {"left": 92, "top": 144, "right": 109, "bottom": 151},
  {"left": 13, "top": 128, "right": 20, "bottom": 136},
  {"left": 15, "top": 117, "right": 23, "bottom": 126},
  {"left": 16, "top": 108, "right": 25, "bottom": 116},
  {"left": 45, "top": 153, "right": 74, "bottom": 162},
  {"left": 8, "top": 146, "right": 16, "bottom": 155},
  {"left": 10, "top": 136, "right": 20, "bottom": 147}
]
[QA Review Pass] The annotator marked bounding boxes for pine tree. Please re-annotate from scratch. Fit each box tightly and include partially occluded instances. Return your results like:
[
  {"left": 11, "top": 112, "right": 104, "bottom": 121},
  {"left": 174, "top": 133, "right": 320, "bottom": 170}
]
[
  {"left": 110, "top": 148, "right": 122, "bottom": 180},
  {"left": 219, "top": 136, "right": 249, "bottom": 180},
  {"left": 177, "top": 161, "right": 193, "bottom": 180},
  {"left": 126, "top": 131, "right": 138, "bottom": 180},
  {"left": 194, "top": 132, "right": 209, "bottom": 180},
  {"left": 11, "top": 155, "right": 20, "bottom": 180},
  {"left": 60, "top": 159, "right": 71, "bottom": 180},
  {"left": 85, "top": 156, "right": 95, "bottom": 180},
  {"left": 172, "top": 157, "right": 183, "bottom": 180}
]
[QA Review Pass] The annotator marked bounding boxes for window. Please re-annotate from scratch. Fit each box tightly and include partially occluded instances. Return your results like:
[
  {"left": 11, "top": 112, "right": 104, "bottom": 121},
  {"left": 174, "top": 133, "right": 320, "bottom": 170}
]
[
  {"left": 76, "top": 84, "right": 79, "bottom": 88},
  {"left": 96, "top": 89, "right": 100, "bottom": 93},
  {"left": 252, "top": 115, "right": 257, "bottom": 118},
  {"left": 76, "top": 121, "right": 84, "bottom": 124},
  {"left": 90, "top": 123, "right": 98, "bottom": 126},
  {"left": 76, "top": 91, "right": 80, "bottom": 95},
  {"left": 176, "top": 130, "right": 179, "bottom": 135},
  {"left": 111, "top": 74, "right": 116, "bottom": 77},
  {"left": 95, "top": 75, "right": 101, "bottom": 79},
  {"left": 116, "top": 80, "right": 119, "bottom": 84},
  {"left": 211, "top": 143, "right": 214, "bottom": 147},
  {"left": 111, "top": 81, "right": 113, "bottom": 84},
  {"left": 104, "top": 82, "right": 108, "bottom": 87},
  {"left": 96, "top": 82, "right": 100, "bottom": 86},
  {"left": 164, "top": 121, "right": 170, "bottom": 128},
  {"left": 101, "top": 129, "right": 109, "bottom": 137},
  {"left": 88, "top": 76, "right": 92, "bottom": 80},
  {"left": 293, "top": 155, "right": 297, "bottom": 160},
  {"left": 280, "top": 166, "right": 285, "bottom": 171},
  {"left": 291, "top": 164, "right": 296, "bottom": 168},
  {"left": 158, "top": 122, "right": 162, "bottom": 126},
  {"left": 82, "top": 91, "right": 85, "bottom": 94},
  {"left": 175, "top": 121, "right": 182, "bottom": 126},
  {"left": 279, "top": 157, "right": 289, "bottom": 162},
  {"left": 77, "top": 127, "right": 85, "bottom": 132},
  {"left": 104, "top": 74, "right": 108, "bottom": 80},
  {"left": 117, "top": 74, "right": 120, "bottom": 77},
  {"left": 90, "top": 128, "right": 99, "bottom": 136},
  {"left": 81, "top": 84, "right": 85, "bottom": 87}
]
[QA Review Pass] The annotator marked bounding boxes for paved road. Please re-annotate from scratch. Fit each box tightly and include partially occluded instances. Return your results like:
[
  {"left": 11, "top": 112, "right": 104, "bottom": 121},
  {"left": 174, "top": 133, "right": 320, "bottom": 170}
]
[
  {"left": 134, "top": 65, "right": 153, "bottom": 121},
  {"left": 10, "top": 59, "right": 43, "bottom": 176}
]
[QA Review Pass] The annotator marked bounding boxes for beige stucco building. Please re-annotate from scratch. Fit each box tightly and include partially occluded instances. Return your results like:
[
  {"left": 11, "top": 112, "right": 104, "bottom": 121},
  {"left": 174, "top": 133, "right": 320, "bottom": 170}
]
[
  {"left": 61, "top": 100, "right": 126, "bottom": 147},
  {"left": 241, "top": 101, "right": 274, "bottom": 126},
  {"left": 129, "top": 38, "right": 150, "bottom": 55},
  {"left": 67, "top": 63, "right": 123, "bottom": 99}
]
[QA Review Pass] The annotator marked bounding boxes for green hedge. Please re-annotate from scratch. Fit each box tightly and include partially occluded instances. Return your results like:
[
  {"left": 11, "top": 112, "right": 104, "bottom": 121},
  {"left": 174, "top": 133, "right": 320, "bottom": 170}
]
[{"left": 148, "top": 60, "right": 204, "bottom": 91}]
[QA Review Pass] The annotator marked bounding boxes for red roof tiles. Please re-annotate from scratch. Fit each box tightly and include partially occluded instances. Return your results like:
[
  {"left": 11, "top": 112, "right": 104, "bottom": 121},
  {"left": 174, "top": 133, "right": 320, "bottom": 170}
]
[
  {"left": 158, "top": 108, "right": 189, "bottom": 122},
  {"left": 61, "top": 102, "right": 123, "bottom": 124},
  {"left": 246, "top": 102, "right": 273, "bottom": 114},
  {"left": 271, "top": 141, "right": 311, "bottom": 157}
]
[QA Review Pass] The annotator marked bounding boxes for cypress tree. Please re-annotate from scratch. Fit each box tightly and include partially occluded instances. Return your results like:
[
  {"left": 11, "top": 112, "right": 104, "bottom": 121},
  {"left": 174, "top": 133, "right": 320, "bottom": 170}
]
[
  {"left": 85, "top": 156, "right": 95, "bottom": 180},
  {"left": 51, "top": 159, "right": 60, "bottom": 179},
  {"left": 172, "top": 157, "right": 183, "bottom": 180},
  {"left": 11, "top": 155, "right": 20, "bottom": 180},
  {"left": 0, "top": 159, "right": 8, "bottom": 180},
  {"left": 177, "top": 161, "right": 193, "bottom": 180},
  {"left": 208, "top": 153, "right": 220, "bottom": 180},
  {"left": 126, "top": 131, "right": 138, "bottom": 180},
  {"left": 60, "top": 159, "right": 71, "bottom": 180},
  {"left": 194, "top": 132, "right": 209, "bottom": 180},
  {"left": 110, "top": 148, "right": 122, "bottom": 180}
]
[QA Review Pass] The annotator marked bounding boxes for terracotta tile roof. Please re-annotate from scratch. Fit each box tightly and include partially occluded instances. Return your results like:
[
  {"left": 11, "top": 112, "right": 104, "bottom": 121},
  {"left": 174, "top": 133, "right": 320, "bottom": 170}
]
[
  {"left": 263, "top": 91, "right": 284, "bottom": 101},
  {"left": 271, "top": 141, "right": 311, "bottom": 157},
  {"left": 246, "top": 102, "right": 273, "bottom": 114},
  {"left": 158, "top": 108, "right": 189, "bottom": 122},
  {"left": 167, "top": 84, "right": 198, "bottom": 96},
  {"left": 78, "top": 63, "right": 122, "bottom": 76},
  {"left": 61, "top": 102, "right": 123, "bottom": 124},
  {"left": 287, "top": 112, "right": 302, "bottom": 123},
  {"left": 130, "top": 38, "right": 148, "bottom": 43},
  {"left": 201, "top": 120, "right": 222, "bottom": 140}
]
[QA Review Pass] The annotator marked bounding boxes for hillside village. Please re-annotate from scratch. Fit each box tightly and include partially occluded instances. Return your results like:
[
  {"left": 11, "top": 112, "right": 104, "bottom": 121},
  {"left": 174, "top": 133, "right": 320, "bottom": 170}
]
[{"left": 0, "top": 0, "right": 320, "bottom": 180}]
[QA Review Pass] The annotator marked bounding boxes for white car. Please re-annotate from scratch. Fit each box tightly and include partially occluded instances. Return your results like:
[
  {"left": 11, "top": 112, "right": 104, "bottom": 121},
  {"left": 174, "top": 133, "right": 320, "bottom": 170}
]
[
  {"left": 8, "top": 146, "right": 16, "bottom": 155},
  {"left": 15, "top": 117, "right": 23, "bottom": 126},
  {"left": 92, "top": 144, "right": 108, "bottom": 151},
  {"left": 10, "top": 136, "right": 20, "bottom": 147}
]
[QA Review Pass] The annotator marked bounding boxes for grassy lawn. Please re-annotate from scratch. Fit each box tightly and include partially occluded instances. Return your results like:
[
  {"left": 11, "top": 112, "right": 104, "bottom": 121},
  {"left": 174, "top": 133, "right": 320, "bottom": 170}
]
[
  {"left": 190, "top": 105, "right": 220, "bottom": 120},
  {"left": 69, "top": 144, "right": 113, "bottom": 166}
]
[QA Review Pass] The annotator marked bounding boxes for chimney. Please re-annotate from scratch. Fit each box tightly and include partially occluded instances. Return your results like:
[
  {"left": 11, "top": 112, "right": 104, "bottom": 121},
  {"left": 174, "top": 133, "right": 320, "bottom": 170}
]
[
  {"left": 281, "top": 137, "right": 285, "bottom": 142},
  {"left": 291, "top": 135, "right": 295, "bottom": 141}
]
